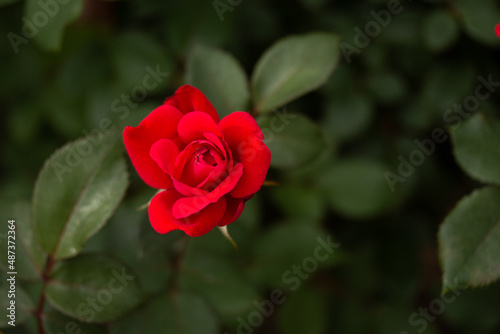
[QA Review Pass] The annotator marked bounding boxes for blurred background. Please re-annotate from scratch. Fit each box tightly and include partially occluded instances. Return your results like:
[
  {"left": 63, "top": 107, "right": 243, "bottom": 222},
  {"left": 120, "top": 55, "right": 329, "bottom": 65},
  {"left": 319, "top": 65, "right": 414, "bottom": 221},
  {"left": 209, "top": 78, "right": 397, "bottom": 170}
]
[{"left": 1, "top": 0, "right": 500, "bottom": 333}]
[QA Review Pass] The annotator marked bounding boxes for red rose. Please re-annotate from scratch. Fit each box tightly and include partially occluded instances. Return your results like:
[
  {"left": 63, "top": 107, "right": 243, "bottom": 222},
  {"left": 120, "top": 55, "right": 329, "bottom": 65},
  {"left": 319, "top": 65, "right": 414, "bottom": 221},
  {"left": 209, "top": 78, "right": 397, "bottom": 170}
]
[{"left": 123, "top": 85, "right": 271, "bottom": 237}]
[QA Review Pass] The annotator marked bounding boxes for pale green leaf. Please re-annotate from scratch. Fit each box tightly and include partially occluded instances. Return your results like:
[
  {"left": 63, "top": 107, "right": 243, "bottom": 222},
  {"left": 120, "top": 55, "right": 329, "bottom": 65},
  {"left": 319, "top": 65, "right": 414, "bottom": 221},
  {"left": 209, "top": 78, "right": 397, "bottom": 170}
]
[
  {"left": 439, "top": 187, "right": 500, "bottom": 293},
  {"left": 252, "top": 33, "right": 341, "bottom": 113}
]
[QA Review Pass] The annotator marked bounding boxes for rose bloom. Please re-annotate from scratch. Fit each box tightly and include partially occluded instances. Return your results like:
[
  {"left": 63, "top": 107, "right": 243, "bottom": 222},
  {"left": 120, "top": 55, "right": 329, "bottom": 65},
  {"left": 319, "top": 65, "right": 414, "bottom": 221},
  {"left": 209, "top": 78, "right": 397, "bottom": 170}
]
[{"left": 123, "top": 85, "right": 271, "bottom": 237}]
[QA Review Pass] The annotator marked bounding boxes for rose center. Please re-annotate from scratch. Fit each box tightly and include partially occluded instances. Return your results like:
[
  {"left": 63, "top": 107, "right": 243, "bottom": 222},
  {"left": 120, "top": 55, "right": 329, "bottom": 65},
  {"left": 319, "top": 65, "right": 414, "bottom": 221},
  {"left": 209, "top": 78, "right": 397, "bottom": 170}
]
[{"left": 198, "top": 148, "right": 218, "bottom": 166}]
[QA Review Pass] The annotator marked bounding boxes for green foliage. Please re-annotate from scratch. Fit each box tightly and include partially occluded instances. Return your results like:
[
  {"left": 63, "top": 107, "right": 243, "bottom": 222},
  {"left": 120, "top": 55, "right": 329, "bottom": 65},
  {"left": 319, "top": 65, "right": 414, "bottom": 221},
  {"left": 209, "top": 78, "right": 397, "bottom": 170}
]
[
  {"left": 320, "top": 158, "right": 396, "bottom": 219},
  {"left": 46, "top": 254, "right": 143, "bottom": 323},
  {"left": 42, "top": 307, "right": 108, "bottom": 334},
  {"left": 258, "top": 113, "right": 327, "bottom": 168},
  {"left": 24, "top": 0, "right": 84, "bottom": 51},
  {"left": 455, "top": 0, "right": 500, "bottom": 45},
  {"left": 186, "top": 44, "right": 250, "bottom": 118},
  {"left": 422, "top": 10, "right": 459, "bottom": 52},
  {"left": 33, "top": 132, "right": 128, "bottom": 260},
  {"left": 0, "top": 201, "right": 45, "bottom": 280},
  {"left": 111, "top": 290, "right": 219, "bottom": 334},
  {"left": 277, "top": 287, "right": 327, "bottom": 334},
  {"left": 439, "top": 187, "right": 500, "bottom": 292},
  {"left": 451, "top": 113, "right": 500, "bottom": 185},
  {"left": 2, "top": 0, "right": 500, "bottom": 333},
  {"left": 252, "top": 33, "right": 341, "bottom": 113}
]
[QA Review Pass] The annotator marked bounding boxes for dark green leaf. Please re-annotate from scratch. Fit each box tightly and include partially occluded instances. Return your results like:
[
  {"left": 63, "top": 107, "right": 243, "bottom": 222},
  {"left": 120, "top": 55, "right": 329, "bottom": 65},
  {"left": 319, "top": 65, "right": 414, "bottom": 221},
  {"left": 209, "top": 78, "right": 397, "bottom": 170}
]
[
  {"left": 111, "top": 290, "right": 218, "bottom": 334},
  {"left": 253, "top": 223, "right": 341, "bottom": 288},
  {"left": 422, "top": 10, "right": 459, "bottom": 52},
  {"left": 451, "top": 113, "right": 500, "bottom": 185},
  {"left": 180, "top": 250, "right": 259, "bottom": 327},
  {"left": 257, "top": 113, "right": 327, "bottom": 169},
  {"left": 271, "top": 184, "right": 325, "bottom": 223},
  {"left": 439, "top": 187, "right": 500, "bottom": 292},
  {"left": 455, "top": 0, "right": 500, "bottom": 46},
  {"left": 322, "top": 93, "right": 373, "bottom": 142},
  {"left": 43, "top": 307, "right": 108, "bottom": 334},
  {"left": 321, "top": 158, "right": 395, "bottom": 219},
  {"left": 252, "top": 33, "right": 341, "bottom": 113},
  {"left": 25, "top": 0, "right": 84, "bottom": 51},
  {"left": 33, "top": 132, "right": 128, "bottom": 260},
  {"left": 186, "top": 45, "right": 250, "bottom": 118},
  {"left": 278, "top": 288, "right": 327, "bottom": 334},
  {"left": 46, "top": 254, "right": 143, "bottom": 323},
  {"left": 110, "top": 32, "right": 171, "bottom": 93}
]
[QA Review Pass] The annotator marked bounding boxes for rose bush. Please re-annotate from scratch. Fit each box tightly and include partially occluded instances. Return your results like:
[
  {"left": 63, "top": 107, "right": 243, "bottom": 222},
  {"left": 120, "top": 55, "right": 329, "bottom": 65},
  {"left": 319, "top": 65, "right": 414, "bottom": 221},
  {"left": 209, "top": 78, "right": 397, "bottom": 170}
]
[{"left": 123, "top": 85, "right": 271, "bottom": 236}]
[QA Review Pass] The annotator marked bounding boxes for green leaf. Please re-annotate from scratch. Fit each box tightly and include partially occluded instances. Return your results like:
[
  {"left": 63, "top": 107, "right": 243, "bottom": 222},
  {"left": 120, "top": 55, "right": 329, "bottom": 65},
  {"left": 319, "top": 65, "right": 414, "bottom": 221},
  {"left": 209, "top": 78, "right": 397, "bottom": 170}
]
[
  {"left": 43, "top": 307, "right": 108, "bottom": 334},
  {"left": 439, "top": 187, "right": 500, "bottom": 292},
  {"left": 322, "top": 93, "right": 373, "bottom": 142},
  {"left": 451, "top": 113, "right": 500, "bottom": 185},
  {"left": 443, "top": 286, "right": 500, "bottom": 333},
  {"left": 320, "top": 158, "right": 395, "bottom": 219},
  {"left": 33, "top": 132, "right": 129, "bottom": 260},
  {"left": 46, "top": 254, "right": 143, "bottom": 323},
  {"left": 0, "top": 273, "right": 34, "bottom": 327},
  {"left": 277, "top": 288, "right": 327, "bottom": 334},
  {"left": 0, "top": 201, "right": 46, "bottom": 281},
  {"left": 186, "top": 45, "right": 250, "bottom": 118},
  {"left": 252, "top": 32, "right": 341, "bottom": 113},
  {"left": 257, "top": 113, "right": 327, "bottom": 168},
  {"left": 367, "top": 71, "right": 407, "bottom": 104},
  {"left": 455, "top": 0, "right": 500, "bottom": 46},
  {"left": 271, "top": 184, "right": 325, "bottom": 223},
  {"left": 25, "top": 0, "right": 84, "bottom": 52},
  {"left": 180, "top": 251, "right": 259, "bottom": 327},
  {"left": 110, "top": 32, "right": 171, "bottom": 93},
  {"left": 422, "top": 10, "right": 459, "bottom": 52},
  {"left": 111, "top": 290, "right": 219, "bottom": 334},
  {"left": 252, "top": 223, "right": 341, "bottom": 288}
]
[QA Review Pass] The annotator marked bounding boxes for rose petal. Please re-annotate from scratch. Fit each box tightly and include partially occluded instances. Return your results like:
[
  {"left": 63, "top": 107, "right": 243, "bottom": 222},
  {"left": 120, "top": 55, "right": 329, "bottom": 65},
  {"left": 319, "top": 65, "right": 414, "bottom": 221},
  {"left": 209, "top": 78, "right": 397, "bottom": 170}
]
[
  {"left": 164, "top": 85, "right": 220, "bottom": 123},
  {"left": 219, "top": 112, "right": 271, "bottom": 198},
  {"left": 174, "top": 140, "right": 225, "bottom": 186},
  {"left": 198, "top": 162, "right": 227, "bottom": 191},
  {"left": 178, "top": 111, "right": 221, "bottom": 144},
  {"left": 204, "top": 132, "right": 226, "bottom": 156},
  {"left": 150, "top": 139, "right": 179, "bottom": 175},
  {"left": 218, "top": 196, "right": 246, "bottom": 227},
  {"left": 149, "top": 190, "right": 226, "bottom": 237},
  {"left": 172, "top": 163, "right": 243, "bottom": 218},
  {"left": 173, "top": 178, "right": 208, "bottom": 197},
  {"left": 181, "top": 151, "right": 217, "bottom": 186},
  {"left": 123, "top": 105, "right": 183, "bottom": 189}
]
